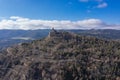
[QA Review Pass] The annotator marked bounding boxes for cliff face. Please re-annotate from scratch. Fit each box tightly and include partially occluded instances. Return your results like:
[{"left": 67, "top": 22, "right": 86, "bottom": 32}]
[{"left": 0, "top": 30, "right": 120, "bottom": 80}]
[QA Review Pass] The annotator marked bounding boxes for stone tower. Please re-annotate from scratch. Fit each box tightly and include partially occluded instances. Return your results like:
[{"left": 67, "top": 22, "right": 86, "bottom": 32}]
[{"left": 48, "top": 28, "right": 62, "bottom": 38}]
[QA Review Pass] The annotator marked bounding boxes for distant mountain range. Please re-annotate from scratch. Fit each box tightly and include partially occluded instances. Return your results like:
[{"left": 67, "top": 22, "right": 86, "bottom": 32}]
[
  {"left": 0, "top": 29, "right": 50, "bottom": 49},
  {"left": 0, "top": 29, "right": 120, "bottom": 49},
  {"left": 68, "top": 29, "right": 120, "bottom": 40}
]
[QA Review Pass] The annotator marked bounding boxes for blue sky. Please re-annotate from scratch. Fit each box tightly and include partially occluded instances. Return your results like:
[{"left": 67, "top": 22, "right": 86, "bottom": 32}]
[{"left": 0, "top": 0, "right": 120, "bottom": 30}]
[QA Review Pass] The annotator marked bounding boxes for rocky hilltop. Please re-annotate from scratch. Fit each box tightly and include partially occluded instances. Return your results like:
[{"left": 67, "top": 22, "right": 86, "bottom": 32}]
[{"left": 0, "top": 29, "right": 120, "bottom": 80}]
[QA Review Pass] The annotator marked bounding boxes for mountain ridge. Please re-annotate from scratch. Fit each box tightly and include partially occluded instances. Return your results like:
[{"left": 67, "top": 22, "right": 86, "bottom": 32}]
[{"left": 0, "top": 30, "right": 120, "bottom": 80}]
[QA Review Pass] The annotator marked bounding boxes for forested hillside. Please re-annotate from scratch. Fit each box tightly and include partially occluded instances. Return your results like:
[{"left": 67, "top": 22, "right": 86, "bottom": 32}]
[{"left": 0, "top": 30, "right": 120, "bottom": 80}]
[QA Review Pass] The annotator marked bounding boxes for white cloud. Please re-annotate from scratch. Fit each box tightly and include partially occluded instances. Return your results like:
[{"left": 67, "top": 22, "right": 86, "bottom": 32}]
[
  {"left": 97, "top": 2, "right": 108, "bottom": 8},
  {"left": 79, "top": 0, "right": 108, "bottom": 9},
  {"left": 0, "top": 16, "right": 119, "bottom": 30},
  {"left": 10, "top": 16, "right": 23, "bottom": 19}
]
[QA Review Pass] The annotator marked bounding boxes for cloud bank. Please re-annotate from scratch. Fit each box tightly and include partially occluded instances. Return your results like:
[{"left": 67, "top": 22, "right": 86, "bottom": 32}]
[{"left": 0, "top": 16, "right": 120, "bottom": 30}]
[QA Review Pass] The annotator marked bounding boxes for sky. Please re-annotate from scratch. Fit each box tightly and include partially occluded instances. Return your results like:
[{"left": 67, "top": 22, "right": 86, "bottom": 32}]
[{"left": 0, "top": 0, "right": 120, "bottom": 30}]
